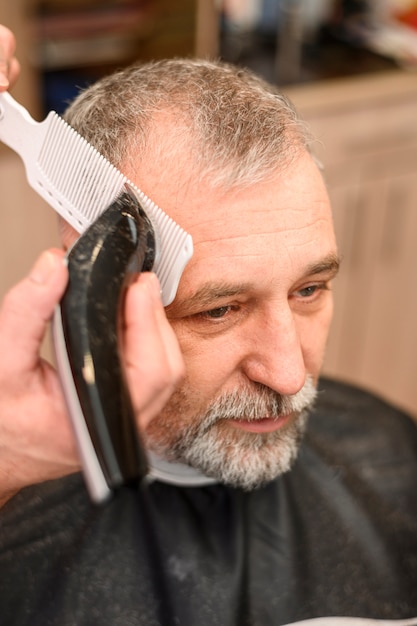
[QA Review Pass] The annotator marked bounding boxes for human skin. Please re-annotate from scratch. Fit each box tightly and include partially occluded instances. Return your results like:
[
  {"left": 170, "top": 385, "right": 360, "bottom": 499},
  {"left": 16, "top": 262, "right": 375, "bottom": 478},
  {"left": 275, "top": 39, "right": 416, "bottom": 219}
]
[
  {"left": 119, "top": 143, "right": 340, "bottom": 460},
  {"left": 0, "top": 25, "right": 20, "bottom": 89}
]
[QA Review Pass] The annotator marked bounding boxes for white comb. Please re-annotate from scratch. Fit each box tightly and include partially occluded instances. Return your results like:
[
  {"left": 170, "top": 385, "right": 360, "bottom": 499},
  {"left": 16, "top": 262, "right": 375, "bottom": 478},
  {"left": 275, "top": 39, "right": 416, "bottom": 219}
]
[{"left": 0, "top": 91, "right": 193, "bottom": 305}]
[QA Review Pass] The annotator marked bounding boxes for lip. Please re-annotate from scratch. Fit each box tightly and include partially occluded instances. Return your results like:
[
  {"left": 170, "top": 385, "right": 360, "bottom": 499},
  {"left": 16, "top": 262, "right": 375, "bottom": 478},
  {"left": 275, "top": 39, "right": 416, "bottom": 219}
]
[{"left": 229, "top": 414, "right": 291, "bottom": 433}]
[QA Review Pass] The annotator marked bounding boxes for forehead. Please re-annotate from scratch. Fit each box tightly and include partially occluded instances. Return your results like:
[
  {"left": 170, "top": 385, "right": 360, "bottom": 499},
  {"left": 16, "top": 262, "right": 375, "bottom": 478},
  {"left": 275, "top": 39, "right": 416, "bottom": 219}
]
[{"left": 131, "top": 150, "right": 336, "bottom": 297}]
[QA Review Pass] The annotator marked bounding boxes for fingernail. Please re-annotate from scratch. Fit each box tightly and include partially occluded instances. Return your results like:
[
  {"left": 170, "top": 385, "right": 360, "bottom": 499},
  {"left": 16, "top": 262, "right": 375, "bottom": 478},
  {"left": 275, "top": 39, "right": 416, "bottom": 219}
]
[
  {"left": 0, "top": 75, "right": 9, "bottom": 88},
  {"left": 29, "top": 252, "right": 58, "bottom": 285},
  {"left": 146, "top": 272, "right": 162, "bottom": 301}
]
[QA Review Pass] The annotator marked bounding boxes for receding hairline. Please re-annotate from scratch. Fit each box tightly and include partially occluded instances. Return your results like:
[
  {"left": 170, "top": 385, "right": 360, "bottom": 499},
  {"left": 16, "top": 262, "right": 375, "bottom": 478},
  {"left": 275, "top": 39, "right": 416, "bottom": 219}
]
[{"left": 63, "top": 57, "right": 314, "bottom": 191}]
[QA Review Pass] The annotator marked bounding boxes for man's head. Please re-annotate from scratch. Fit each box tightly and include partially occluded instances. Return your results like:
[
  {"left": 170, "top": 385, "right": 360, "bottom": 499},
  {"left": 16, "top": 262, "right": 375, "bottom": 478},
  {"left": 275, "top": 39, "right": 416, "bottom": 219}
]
[{"left": 64, "top": 59, "right": 339, "bottom": 489}]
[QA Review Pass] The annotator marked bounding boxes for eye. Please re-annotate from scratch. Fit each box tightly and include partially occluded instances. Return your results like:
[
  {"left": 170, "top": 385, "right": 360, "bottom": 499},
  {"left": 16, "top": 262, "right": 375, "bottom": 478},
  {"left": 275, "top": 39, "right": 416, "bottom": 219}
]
[
  {"left": 296, "top": 284, "right": 321, "bottom": 298},
  {"left": 200, "top": 305, "right": 233, "bottom": 319},
  {"left": 292, "top": 282, "right": 329, "bottom": 301}
]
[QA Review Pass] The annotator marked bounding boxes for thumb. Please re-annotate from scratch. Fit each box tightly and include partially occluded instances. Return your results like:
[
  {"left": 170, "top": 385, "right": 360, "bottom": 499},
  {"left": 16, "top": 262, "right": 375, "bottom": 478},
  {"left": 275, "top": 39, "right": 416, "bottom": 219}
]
[{"left": 0, "top": 249, "right": 68, "bottom": 374}]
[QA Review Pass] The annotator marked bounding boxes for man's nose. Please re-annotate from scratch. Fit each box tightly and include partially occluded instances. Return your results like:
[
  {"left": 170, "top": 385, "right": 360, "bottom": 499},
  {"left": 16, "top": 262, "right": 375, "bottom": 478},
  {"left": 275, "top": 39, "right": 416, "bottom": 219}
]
[{"left": 240, "top": 305, "right": 306, "bottom": 397}]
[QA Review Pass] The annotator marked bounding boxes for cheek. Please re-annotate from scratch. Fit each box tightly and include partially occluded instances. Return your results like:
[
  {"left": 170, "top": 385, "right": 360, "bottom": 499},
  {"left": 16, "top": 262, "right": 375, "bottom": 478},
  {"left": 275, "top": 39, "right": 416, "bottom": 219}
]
[
  {"left": 171, "top": 323, "right": 243, "bottom": 398},
  {"left": 145, "top": 369, "right": 215, "bottom": 444},
  {"left": 298, "top": 302, "right": 334, "bottom": 375}
]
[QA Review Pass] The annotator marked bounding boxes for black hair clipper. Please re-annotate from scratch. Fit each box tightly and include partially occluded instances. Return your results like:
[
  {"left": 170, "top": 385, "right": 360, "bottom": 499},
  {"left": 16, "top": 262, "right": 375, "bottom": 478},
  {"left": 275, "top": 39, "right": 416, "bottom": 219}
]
[{"left": 53, "top": 189, "right": 159, "bottom": 502}]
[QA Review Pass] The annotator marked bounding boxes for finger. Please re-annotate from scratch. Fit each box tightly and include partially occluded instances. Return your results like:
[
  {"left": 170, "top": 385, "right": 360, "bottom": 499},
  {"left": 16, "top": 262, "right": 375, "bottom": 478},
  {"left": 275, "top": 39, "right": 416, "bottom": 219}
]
[
  {"left": 123, "top": 272, "right": 184, "bottom": 427},
  {"left": 0, "top": 249, "right": 68, "bottom": 376},
  {"left": 0, "top": 25, "right": 17, "bottom": 88},
  {"left": 138, "top": 278, "right": 185, "bottom": 423},
  {"left": 124, "top": 272, "right": 184, "bottom": 396},
  {"left": 150, "top": 279, "right": 185, "bottom": 389},
  {"left": 5, "top": 57, "right": 20, "bottom": 88}
]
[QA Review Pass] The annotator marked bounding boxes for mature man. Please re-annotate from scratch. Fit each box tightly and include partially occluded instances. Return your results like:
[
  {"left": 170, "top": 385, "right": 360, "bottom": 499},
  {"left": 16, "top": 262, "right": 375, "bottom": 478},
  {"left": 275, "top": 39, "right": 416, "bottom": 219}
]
[{"left": 0, "top": 27, "right": 417, "bottom": 626}]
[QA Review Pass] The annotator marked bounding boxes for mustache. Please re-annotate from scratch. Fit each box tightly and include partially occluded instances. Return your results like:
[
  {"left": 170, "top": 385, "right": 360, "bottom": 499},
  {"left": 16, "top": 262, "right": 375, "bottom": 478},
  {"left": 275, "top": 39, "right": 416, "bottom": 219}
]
[{"left": 200, "top": 375, "right": 317, "bottom": 424}]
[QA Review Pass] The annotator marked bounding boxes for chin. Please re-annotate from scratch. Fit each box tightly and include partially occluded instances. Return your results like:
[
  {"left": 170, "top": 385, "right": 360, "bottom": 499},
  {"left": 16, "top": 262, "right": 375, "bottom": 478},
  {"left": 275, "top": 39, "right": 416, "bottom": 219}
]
[{"left": 156, "top": 410, "right": 309, "bottom": 490}]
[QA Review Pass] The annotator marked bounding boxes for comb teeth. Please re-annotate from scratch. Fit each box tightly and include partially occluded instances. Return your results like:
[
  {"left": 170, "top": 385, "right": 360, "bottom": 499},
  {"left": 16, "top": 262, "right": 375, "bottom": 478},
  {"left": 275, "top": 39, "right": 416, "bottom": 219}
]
[
  {"left": 35, "top": 113, "right": 193, "bottom": 306},
  {"left": 152, "top": 209, "right": 186, "bottom": 285},
  {"left": 132, "top": 188, "right": 193, "bottom": 303},
  {"left": 36, "top": 113, "right": 126, "bottom": 231}
]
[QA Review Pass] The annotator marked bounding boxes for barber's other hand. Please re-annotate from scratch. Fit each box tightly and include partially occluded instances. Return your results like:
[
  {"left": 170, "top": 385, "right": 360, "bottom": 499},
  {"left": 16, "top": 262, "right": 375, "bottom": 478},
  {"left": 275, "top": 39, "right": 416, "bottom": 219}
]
[{"left": 0, "top": 25, "right": 20, "bottom": 90}]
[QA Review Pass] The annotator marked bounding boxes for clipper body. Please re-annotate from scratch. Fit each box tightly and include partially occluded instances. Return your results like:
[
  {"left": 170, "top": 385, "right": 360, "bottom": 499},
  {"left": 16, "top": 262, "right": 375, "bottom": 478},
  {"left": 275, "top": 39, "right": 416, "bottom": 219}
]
[{"left": 53, "top": 190, "right": 155, "bottom": 502}]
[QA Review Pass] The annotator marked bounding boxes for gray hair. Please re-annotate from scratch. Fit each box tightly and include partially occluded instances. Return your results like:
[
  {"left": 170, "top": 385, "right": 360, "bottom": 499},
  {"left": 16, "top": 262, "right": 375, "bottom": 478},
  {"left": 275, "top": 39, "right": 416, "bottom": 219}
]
[{"left": 64, "top": 58, "right": 313, "bottom": 189}]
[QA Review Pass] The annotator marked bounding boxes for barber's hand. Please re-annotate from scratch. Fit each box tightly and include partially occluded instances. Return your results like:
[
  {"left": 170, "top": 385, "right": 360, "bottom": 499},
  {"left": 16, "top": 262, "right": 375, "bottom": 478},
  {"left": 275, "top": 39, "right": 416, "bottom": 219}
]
[
  {"left": 0, "top": 24, "right": 183, "bottom": 502},
  {"left": 0, "top": 252, "right": 184, "bottom": 507},
  {"left": 0, "top": 25, "right": 20, "bottom": 90}
]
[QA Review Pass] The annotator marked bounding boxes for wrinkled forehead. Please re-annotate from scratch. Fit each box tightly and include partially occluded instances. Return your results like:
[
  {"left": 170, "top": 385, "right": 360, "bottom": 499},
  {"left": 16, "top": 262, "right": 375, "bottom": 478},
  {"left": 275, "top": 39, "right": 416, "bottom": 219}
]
[
  {"left": 153, "top": 151, "right": 337, "bottom": 299},
  {"left": 138, "top": 147, "right": 332, "bottom": 233}
]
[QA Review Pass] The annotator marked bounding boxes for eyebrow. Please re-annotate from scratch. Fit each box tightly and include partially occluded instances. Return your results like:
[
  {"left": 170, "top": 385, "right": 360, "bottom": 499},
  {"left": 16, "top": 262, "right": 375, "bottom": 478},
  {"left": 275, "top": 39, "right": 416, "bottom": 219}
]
[
  {"left": 304, "top": 253, "right": 341, "bottom": 277},
  {"left": 170, "top": 282, "right": 254, "bottom": 313},
  {"left": 167, "top": 253, "right": 341, "bottom": 315}
]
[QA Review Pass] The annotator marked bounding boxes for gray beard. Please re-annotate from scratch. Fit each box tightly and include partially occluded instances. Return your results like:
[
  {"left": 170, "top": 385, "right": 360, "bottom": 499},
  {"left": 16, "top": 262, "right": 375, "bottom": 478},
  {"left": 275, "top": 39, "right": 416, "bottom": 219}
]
[{"left": 146, "top": 376, "right": 317, "bottom": 490}]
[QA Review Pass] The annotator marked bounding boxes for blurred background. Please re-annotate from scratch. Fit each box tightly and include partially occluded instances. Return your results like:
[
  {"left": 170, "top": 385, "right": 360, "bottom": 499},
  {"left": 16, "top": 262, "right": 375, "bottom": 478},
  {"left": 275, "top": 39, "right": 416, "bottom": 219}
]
[{"left": 1, "top": 0, "right": 417, "bottom": 416}]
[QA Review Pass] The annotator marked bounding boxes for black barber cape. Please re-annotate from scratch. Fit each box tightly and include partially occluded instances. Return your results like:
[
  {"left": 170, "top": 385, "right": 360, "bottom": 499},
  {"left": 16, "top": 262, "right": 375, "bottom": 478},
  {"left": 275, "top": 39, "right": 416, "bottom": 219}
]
[{"left": 1, "top": 378, "right": 417, "bottom": 626}]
